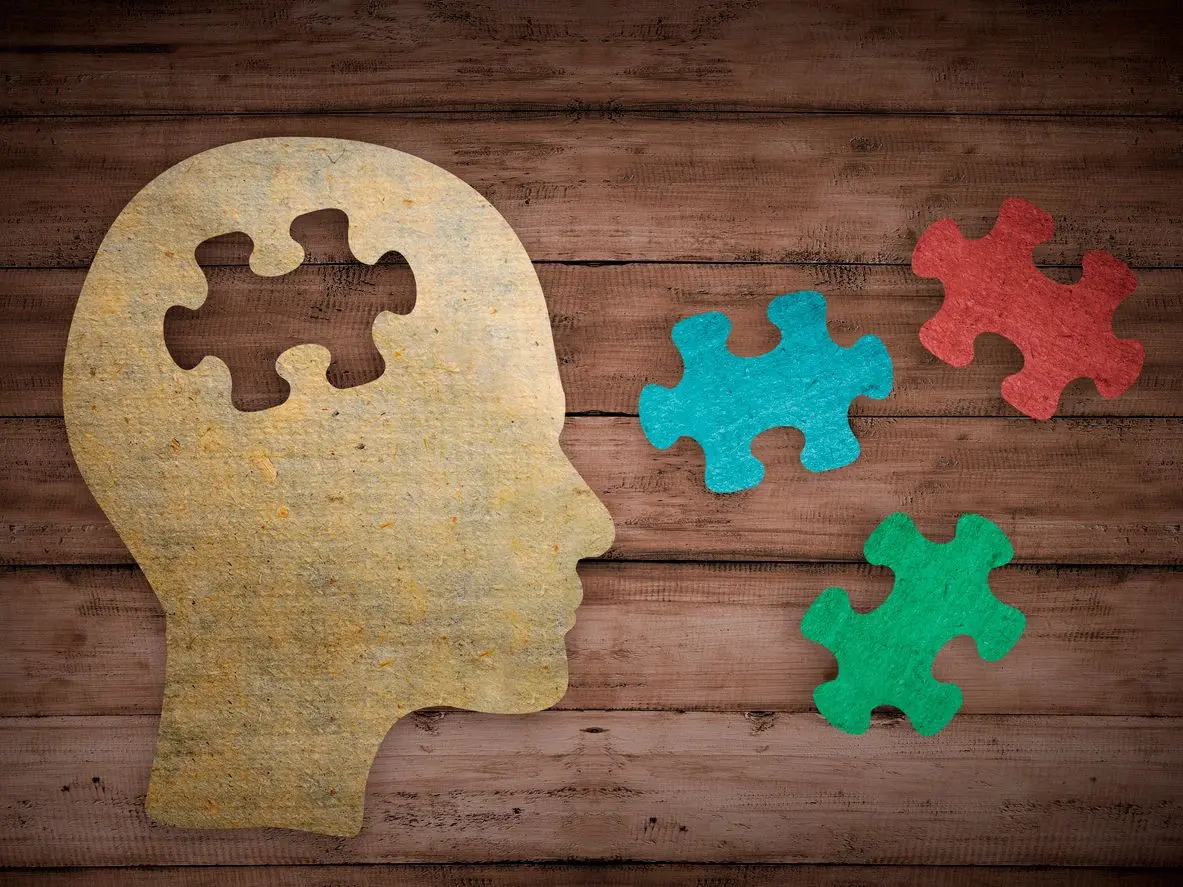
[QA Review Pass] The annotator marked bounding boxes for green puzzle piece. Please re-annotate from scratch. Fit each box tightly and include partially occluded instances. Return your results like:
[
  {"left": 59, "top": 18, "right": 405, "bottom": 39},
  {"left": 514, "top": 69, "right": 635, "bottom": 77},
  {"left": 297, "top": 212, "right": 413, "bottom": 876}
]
[{"left": 801, "top": 512, "right": 1026, "bottom": 736}]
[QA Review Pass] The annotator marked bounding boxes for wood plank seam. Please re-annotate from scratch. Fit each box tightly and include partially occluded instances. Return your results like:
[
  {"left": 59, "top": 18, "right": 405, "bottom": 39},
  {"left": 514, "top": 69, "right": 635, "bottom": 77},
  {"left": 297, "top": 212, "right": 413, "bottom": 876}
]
[
  {"left": 4, "top": 109, "right": 1183, "bottom": 120},
  {"left": 6, "top": 417, "right": 1178, "bottom": 566},
  {"left": 4, "top": 116, "right": 1179, "bottom": 268}
]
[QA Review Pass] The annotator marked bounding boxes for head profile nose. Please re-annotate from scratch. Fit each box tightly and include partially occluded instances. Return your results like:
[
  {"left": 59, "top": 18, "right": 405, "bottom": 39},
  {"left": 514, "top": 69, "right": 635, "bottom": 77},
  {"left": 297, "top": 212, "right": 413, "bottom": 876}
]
[{"left": 555, "top": 445, "right": 615, "bottom": 563}]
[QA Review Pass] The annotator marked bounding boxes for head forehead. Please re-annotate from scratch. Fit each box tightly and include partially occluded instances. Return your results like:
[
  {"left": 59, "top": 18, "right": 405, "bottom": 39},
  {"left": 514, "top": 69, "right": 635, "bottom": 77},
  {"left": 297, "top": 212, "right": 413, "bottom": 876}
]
[{"left": 87, "top": 137, "right": 562, "bottom": 422}]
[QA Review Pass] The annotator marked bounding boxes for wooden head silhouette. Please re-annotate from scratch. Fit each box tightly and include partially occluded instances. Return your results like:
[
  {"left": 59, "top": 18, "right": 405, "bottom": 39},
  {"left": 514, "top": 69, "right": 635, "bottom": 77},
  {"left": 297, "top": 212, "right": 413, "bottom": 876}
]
[{"left": 63, "top": 138, "right": 614, "bottom": 836}]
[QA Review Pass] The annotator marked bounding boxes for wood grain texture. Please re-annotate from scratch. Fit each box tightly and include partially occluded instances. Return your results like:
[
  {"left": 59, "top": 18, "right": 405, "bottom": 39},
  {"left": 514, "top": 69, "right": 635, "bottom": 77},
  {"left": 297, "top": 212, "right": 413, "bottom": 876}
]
[
  {"left": 2, "top": 564, "right": 1179, "bottom": 717},
  {"left": 2, "top": 0, "right": 1180, "bottom": 116},
  {"left": 1, "top": 713, "right": 1179, "bottom": 866},
  {"left": 1, "top": 864, "right": 1180, "bottom": 886},
  {"left": 4, "top": 264, "right": 1179, "bottom": 419},
  {"left": 4, "top": 1, "right": 1182, "bottom": 878},
  {"left": 3, "top": 418, "right": 1178, "bottom": 566},
  {"left": 4, "top": 115, "right": 1182, "bottom": 269}
]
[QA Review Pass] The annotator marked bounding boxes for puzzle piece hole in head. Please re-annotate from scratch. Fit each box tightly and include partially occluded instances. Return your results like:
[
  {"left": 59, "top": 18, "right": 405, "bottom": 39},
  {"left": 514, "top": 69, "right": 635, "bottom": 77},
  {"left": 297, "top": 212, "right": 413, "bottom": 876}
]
[{"left": 164, "top": 208, "right": 416, "bottom": 412}]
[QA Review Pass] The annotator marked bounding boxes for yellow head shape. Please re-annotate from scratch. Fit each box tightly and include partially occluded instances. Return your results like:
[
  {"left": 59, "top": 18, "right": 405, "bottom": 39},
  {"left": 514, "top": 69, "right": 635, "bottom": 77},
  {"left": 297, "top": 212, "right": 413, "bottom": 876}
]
[{"left": 63, "top": 137, "right": 614, "bottom": 836}]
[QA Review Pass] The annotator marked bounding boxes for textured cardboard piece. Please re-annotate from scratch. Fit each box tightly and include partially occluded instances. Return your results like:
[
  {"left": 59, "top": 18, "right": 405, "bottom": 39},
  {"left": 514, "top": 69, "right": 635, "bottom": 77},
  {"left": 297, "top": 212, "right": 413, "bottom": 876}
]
[
  {"left": 638, "top": 291, "right": 892, "bottom": 493},
  {"left": 63, "top": 137, "right": 614, "bottom": 836},
  {"left": 913, "top": 197, "right": 1144, "bottom": 420},
  {"left": 801, "top": 513, "right": 1025, "bottom": 736}
]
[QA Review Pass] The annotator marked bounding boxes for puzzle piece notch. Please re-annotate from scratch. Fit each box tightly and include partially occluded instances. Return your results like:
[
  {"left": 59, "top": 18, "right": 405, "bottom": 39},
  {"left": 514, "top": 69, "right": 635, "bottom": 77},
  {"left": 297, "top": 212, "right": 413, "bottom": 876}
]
[
  {"left": 639, "top": 290, "right": 893, "bottom": 493},
  {"left": 801, "top": 513, "right": 1025, "bottom": 736},
  {"left": 913, "top": 197, "right": 1144, "bottom": 420},
  {"left": 164, "top": 208, "right": 415, "bottom": 412}
]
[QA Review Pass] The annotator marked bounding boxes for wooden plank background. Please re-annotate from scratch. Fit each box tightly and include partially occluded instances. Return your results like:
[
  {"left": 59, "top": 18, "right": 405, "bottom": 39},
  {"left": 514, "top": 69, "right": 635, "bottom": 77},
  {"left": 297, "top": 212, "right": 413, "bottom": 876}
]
[{"left": 1, "top": 0, "right": 1180, "bottom": 883}]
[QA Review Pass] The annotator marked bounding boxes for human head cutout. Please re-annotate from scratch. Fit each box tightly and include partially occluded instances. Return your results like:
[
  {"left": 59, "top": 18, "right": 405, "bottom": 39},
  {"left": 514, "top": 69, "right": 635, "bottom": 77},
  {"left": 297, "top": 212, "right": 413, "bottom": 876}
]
[{"left": 63, "top": 138, "right": 614, "bottom": 836}]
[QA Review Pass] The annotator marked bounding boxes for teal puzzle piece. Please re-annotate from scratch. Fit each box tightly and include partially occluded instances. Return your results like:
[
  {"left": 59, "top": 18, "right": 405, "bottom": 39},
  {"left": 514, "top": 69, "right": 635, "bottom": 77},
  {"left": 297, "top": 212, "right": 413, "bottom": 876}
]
[
  {"left": 801, "top": 513, "right": 1026, "bottom": 736},
  {"left": 638, "top": 291, "right": 893, "bottom": 493}
]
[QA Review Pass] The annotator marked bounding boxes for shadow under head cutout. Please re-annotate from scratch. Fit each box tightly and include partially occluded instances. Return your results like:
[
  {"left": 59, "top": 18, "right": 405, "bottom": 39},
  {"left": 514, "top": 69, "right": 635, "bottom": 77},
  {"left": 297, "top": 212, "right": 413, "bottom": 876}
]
[
  {"left": 165, "top": 208, "right": 416, "bottom": 412},
  {"left": 912, "top": 196, "right": 1145, "bottom": 420},
  {"left": 639, "top": 290, "right": 893, "bottom": 493},
  {"left": 801, "top": 512, "right": 1025, "bottom": 736}
]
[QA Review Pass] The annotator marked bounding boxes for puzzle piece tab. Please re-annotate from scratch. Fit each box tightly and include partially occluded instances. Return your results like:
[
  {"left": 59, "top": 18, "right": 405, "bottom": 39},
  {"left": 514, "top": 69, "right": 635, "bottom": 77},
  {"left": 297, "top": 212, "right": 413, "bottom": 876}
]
[
  {"left": 638, "top": 291, "right": 893, "bottom": 493},
  {"left": 913, "top": 197, "right": 1144, "bottom": 420},
  {"left": 801, "top": 513, "right": 1025, "bottom": 735}
]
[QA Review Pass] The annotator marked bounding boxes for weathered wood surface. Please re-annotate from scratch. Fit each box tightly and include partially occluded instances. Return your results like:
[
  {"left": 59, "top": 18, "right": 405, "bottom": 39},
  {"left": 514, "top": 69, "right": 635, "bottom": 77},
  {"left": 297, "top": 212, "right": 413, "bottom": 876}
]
[
  {"left": 1, "top": 864, "right": 1179, "bottom": 886},
  {"left": 4, "top": 115, "right": 1182, "bottom": 269},
  {"left": 3, "top": 0, "right": 1180, "bottom": 116},
  {"left": 1, "top": 564, "right": 1179, "bottom": 718},
  {"left": 4, "top": 265, "right": 1179, "bottom": 418},
  {"left": 1, "top": 713, "right": 1179, "bottom": 866},
  {"left": 3, "top": 1, "right": 1181, "bottom": 878},
  {"left": 3, "top": 418, "right": 1178, "bottom": 566}
]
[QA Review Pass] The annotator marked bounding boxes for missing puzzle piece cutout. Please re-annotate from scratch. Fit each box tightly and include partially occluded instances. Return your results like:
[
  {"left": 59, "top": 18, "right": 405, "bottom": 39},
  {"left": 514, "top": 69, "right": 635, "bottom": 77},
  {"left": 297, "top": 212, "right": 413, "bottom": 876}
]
[
  {"left": 913, "top": 197, "right": 1145, "bottom": 420},
  {"left": 801, "top": 512, "right": 1026, "bottom": 736},
  {"left": 639, "top": 290, "right": 893, "bottom": 493},
  {"left": 164, "top": 208, "right": 415, "bottom": 412}
]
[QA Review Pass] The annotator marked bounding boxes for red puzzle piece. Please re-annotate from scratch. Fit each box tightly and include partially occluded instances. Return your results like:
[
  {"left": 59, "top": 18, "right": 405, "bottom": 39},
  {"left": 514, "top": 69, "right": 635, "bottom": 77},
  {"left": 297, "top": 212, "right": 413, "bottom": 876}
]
[{"left": 912, "top": 197, "right": 1144, "bottom": 420}]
